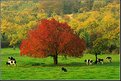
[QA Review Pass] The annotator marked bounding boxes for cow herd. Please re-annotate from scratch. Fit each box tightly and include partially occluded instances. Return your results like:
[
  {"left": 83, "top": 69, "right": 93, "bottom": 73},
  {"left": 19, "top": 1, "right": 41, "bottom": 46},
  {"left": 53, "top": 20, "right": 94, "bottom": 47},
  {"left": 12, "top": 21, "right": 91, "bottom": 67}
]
[
  {"left": 84, "top": 56, "right": 112, "bottom": 65},
  {"left": 5, "top": 56, "right": 112, "bottom": 73},
  {"left": 6, "top": 56, "right": 112, "bottom": 66}
]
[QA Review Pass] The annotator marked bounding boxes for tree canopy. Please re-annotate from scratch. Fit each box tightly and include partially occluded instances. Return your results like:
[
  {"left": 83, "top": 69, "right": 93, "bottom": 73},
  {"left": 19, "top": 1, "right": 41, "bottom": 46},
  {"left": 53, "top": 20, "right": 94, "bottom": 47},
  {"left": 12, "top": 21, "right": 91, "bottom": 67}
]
[
  {"left": 1, "top": 0, "right": 119, "bottom": 54},
  {"left": 20, "top": 19, "right": 86, "bottom": 64}
]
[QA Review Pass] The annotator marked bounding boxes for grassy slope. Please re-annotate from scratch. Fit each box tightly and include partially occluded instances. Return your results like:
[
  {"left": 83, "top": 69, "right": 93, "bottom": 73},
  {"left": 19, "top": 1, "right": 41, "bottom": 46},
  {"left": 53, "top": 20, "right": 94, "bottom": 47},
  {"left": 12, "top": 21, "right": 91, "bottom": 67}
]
[{"left": 0, "top": 48, "right": 120, "bottom": 80}]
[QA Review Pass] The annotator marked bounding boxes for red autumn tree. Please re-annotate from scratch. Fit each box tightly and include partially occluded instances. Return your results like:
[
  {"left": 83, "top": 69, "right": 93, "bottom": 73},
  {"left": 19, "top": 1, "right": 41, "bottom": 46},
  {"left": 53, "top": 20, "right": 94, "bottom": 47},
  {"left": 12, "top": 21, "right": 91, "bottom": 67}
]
[{"left": 20, "top": 19, "right": 86, "bottom": 65}]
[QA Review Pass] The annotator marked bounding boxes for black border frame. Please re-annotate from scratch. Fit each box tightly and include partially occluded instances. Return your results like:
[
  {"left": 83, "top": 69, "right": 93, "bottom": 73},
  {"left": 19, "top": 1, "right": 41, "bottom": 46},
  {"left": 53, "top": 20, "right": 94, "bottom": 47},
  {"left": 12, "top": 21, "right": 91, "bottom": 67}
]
[{"left": 0, "top": 0, "right": 120, "bottom": 81}]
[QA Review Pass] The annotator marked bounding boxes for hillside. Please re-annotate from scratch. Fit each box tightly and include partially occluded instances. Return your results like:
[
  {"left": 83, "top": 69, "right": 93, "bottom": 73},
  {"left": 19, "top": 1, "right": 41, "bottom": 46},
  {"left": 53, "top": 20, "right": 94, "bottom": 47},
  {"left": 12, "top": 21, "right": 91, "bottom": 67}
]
[{"left": 1, "top": 0, "right": 120, "bottom": 54}]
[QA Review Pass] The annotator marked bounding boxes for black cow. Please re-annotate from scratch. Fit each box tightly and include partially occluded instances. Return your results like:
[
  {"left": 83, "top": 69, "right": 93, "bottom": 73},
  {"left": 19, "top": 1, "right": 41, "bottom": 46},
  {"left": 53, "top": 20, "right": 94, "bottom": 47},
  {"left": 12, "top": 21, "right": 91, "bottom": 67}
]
[
  {"left": 106, "top": 57, "right": 112, "bottom": 63},
  {"left": 61, "top": 67, "right": 67, "bottom": 72},
  {"left": 85, "top": 59, "right": 93, "bottom": 65},
  {"left": 97, "top": 58, "right": 103, "bottom": 64}
]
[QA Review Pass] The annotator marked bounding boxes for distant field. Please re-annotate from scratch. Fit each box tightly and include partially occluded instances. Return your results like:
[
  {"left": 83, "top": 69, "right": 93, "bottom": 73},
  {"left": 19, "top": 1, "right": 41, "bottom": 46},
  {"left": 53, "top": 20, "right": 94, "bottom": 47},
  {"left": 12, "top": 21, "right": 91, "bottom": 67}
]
[{"left": 0, "top": 48, "right": 120, "bottom": 80}]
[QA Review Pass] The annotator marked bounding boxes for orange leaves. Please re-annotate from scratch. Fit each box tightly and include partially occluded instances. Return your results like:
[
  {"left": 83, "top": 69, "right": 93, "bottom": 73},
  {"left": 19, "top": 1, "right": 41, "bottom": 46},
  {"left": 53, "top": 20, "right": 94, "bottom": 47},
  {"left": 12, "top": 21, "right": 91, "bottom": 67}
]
[{"left": 20, "top": 19, "right": 86, "bottom": 58}]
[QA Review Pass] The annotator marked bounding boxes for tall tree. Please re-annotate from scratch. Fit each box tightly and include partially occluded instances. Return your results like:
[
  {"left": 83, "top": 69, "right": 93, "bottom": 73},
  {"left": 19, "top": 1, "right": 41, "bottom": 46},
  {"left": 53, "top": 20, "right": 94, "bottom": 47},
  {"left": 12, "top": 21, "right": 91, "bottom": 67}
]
[
  {"left": 20, "top": 19, "right": 86, "bottom": 65},
  {"left": 91, "top": 38, "right": 109, "bottom": 64}
]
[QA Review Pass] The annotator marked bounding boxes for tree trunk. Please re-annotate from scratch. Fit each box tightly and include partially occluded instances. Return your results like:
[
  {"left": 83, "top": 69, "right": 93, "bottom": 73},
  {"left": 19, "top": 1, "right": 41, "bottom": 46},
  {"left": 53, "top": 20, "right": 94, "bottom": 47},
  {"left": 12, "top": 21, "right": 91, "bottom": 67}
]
[
  {"left": 13, "top": 45, "right": 16, "bottom": 50},
  {"left": 53, "top": 54, "right": 58, "bottom": 65},
  {"left": 95, "top": 53, "right": 98, "bottom": 64}
]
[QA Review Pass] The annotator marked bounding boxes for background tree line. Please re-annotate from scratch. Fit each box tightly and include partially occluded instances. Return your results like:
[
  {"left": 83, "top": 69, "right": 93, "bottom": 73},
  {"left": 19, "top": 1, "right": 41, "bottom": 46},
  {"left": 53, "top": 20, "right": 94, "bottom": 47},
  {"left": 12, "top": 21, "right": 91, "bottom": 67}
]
[{"left": 1, "top": 0, "right": 120, "bottom": 54}]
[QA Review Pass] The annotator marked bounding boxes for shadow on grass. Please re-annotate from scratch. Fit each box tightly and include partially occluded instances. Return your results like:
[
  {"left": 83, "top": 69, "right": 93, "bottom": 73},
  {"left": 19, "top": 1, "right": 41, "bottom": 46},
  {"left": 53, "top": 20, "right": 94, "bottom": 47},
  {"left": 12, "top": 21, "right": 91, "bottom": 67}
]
[
  {"left": 21, "top": 61, "right": 120, "bottom": 67},
  {"left": 21, "top": 62, "right": 45, "bottom": 67}
]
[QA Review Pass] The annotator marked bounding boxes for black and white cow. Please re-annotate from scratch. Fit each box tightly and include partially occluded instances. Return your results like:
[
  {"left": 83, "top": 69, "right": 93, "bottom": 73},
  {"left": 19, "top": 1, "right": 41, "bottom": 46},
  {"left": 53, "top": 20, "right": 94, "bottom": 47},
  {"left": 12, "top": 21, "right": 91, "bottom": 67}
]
[
  {"left": 106, "top": 57, "right": 112, "bottom": 63},
  {"left": 85, "top": 59, "right": 93, "bottom": 65},
  {"left": 97, "top": 58, "right": 103, "bottom": 64},
  {"left": 6, "top": 57, "right": 16, "bottom": 66}
]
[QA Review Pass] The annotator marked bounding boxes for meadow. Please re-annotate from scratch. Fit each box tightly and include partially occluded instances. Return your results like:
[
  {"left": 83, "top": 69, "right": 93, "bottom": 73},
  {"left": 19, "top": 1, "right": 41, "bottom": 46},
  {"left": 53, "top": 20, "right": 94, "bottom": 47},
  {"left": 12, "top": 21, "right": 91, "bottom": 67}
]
[{"left": 0, "top": 48, "right": 120, "bottom": 80}]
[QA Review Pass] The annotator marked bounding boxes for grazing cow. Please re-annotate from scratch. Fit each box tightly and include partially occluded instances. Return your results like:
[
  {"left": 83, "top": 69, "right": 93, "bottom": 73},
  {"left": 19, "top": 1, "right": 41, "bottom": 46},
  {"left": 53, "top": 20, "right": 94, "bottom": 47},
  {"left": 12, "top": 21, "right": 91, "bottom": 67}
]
[
  {"left": 97, "top": 58, "right": 103, "bottom": 64},
  {"left": 61, "top": 67, "right": 67, "bottom": 72},
  {"left": 6, "top": 57, "right": 16, "bottom": 66},
  {"left": 85, "top": 59, "right": 93, "bottom": 65},
  {"left": 106, "top": 57, "right": 112, "bottom": 63}
]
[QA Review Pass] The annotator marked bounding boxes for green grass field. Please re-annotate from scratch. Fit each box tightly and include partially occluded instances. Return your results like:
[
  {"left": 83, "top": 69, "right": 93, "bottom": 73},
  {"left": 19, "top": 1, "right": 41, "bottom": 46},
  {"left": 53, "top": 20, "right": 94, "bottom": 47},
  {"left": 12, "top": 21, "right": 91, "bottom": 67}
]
[{"left": 0, "top": 48, "right": 120, "bottom": 80}]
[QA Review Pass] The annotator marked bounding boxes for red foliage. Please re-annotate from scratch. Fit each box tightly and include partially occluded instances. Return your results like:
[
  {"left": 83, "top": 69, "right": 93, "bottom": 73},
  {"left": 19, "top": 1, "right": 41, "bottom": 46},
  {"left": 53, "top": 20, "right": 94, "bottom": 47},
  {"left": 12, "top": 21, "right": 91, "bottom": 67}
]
[{"left": 20, "top": 19, "right": 86, "bottom": 59}]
